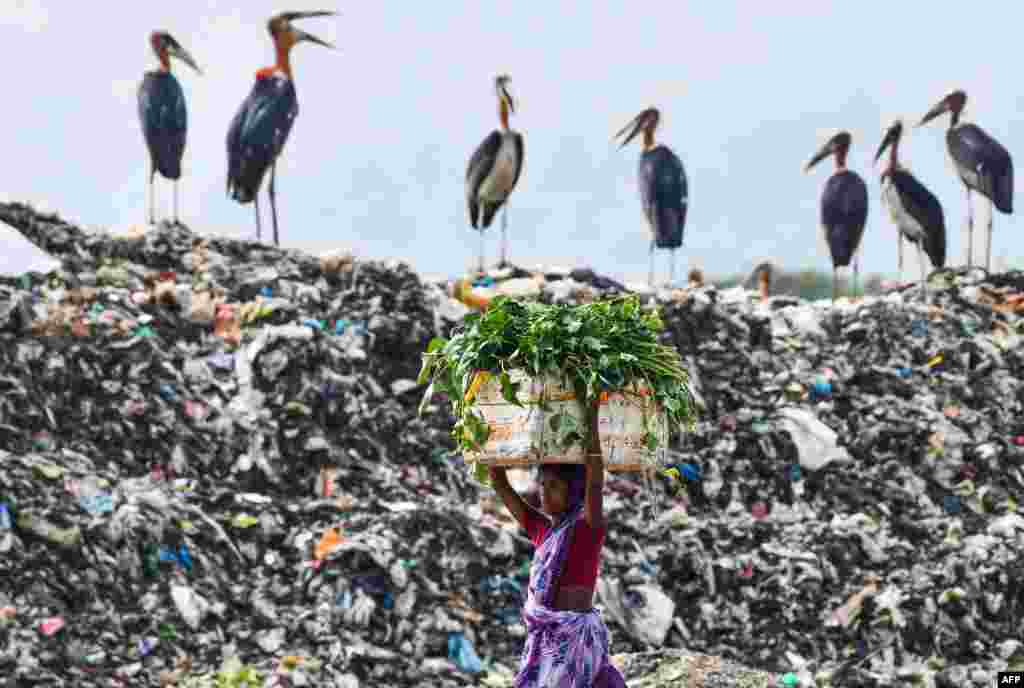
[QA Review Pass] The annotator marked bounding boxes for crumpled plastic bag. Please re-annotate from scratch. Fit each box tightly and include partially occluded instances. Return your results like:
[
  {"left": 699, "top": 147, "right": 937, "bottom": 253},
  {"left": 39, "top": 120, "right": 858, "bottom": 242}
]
[
  {"left": 447, "top": 631, "right": 484, "bottom": 674},
  {"left": 597, "top": 579, "right": 675, "bottom": 647},
  {"left": 774, "top": 406, "right": 851, "bottom": 471}
]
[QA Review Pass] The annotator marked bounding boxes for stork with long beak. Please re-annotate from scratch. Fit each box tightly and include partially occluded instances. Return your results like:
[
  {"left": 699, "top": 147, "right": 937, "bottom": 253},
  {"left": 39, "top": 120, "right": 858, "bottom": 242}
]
[
  {"left": 805, "top": 131, "right": 869, "bottom": 303},
  {"left": 614, "top": 107, "right": 689, "bottom": 287},
  {"left": 465, "top": 75, "right": 525, "bottom": 273},
  {"left": 138, "top": 31, "right": 202, "bottom": 226},
  {"left": 918, "top": 89, "right": 1013, "bottom": 272},
  {"left": 874, "top": 120, "right": 946, "bottom": 302},
  {"left": 226, "top": 11, "right": 335, "bottom": 247}
]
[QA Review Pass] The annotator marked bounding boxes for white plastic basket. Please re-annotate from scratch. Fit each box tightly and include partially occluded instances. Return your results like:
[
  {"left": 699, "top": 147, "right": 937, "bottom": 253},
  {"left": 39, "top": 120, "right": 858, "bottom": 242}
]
[{"left": 463, "top": 370, "right": 669, "bottom": 472}]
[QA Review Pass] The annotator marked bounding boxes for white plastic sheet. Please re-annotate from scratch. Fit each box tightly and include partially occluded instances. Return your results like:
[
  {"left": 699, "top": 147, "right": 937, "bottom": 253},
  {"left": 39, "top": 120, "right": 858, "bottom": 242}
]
[{"left": 774, "top": 407, "right": 850, "bottom": 471}]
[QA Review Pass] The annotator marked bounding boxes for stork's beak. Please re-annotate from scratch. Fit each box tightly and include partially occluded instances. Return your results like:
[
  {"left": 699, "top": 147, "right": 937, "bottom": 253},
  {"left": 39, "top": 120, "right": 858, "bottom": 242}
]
[
  {"left": 282, "top": 10, "right": 336, "bottom": 21},
  {"left": 169, "top": 44, "right": 202, "bottom": 75},
  {"left": 614, "top": 114, "right": 645, "bottom": 148},
  {"left": 501, "top": 85, "right": 515, "bottom": 114},
  {"left": 296, "top": 29, "right": 334, "bottom": 48},
  {"left": 804, "top": 140, "right": 835, "bottom": 172},
  {"left": 286, "top": 10, "right": 337, "bottom": 49},
  {"left": 918, "top": 97, "right": 949, "bottom": 127},
  {"left": 874, "top": 126, "right": 898, "bottom": 164}
]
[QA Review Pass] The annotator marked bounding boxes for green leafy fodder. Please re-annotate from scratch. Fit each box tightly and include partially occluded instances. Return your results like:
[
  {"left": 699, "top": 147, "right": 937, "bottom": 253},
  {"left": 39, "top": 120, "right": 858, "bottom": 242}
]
[{"left": 417, "top": 295, "right": 698, "bottom": 459}]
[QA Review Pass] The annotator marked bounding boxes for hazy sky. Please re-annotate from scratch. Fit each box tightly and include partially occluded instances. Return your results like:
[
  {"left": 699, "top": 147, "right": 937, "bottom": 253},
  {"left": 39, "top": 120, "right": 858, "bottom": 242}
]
[{"left": 2, "top": 2, "right": 1023, "bottom": 283}]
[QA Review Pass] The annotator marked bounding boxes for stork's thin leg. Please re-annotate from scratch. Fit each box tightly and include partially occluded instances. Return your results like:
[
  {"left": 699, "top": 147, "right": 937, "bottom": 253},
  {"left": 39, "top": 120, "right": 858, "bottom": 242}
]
[
  {"left": 648, "top": 241, "right": 655, "bottom": 287},
  {"left": 148, "top": 167, "right": 156, "bottom": 225},
  {"left": 897, "top": 232, "right": 904, "bottom": 286},
  {"left": 500, "top": 206, "right": 508, "bottom": 267},
  {"left": 269, "top": 162, "right": 279, "bottom": 248},
  {"left": 917, "top": 242, "right": 928, "bottom": 304},
  {"left": 986, "top": 197, "right": 993, "bottom": 273},
  {"left": 669, "top": 248, "right": 676, "bottom": 287},
  {"left": 853, "top": 254, "right": 860, "bottom": 301},
  {"left": 832, "top": 270, "right": 837, "bottom": 304},
  {"left": 254, "top": 193, "right": 262, "bottom": 241},
  {"left": 479, "top": 228, "right": 485, "bottom": 276},
  {"left": 965, "top": 185, "right": 974, "bottom": 269},
  {"left": 173, "top": 180, "right": 179, "bottom": 226}
]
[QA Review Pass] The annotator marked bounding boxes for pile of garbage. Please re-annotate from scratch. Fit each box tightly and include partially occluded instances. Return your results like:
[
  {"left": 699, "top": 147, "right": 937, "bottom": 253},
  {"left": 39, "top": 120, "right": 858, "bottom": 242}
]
[{"left": 1, "top": 201, "right": 1023, "bottom": 687}]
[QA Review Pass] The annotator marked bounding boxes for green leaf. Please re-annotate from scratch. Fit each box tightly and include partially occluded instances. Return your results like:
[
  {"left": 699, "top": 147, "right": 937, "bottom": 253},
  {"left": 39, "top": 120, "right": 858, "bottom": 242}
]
[
  {"left": 645, "top": 431, "right": 659, "bottom": 452},
  {"left": 474, "top": 461, "right": 491, "bottom": 486},
  {"left": 417, "top": 382, "right": 435, "bottom": 416},
  {"left": 464, "top": 412, "right": 490, "bottom": 449},
  {"left": 499, "top": 371, "right": 523, "bottom": 407},
  {"left": 416, "top": 355, "right": 434, "bottom": 386},
  {"left": 427, "top": 337, "right": 447, "bottom": 353}
]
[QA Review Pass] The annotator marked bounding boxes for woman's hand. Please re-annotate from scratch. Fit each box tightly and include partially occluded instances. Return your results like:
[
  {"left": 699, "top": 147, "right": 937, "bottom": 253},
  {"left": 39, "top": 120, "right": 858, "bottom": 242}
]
[{"left": 488, "top": 464, "right": 531, "bottom": 527}]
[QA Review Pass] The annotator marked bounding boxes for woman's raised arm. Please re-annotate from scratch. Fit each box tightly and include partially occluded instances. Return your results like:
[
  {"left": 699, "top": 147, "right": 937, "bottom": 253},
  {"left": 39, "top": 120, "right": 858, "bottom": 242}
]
[{"left": 583, "top": 402, "right": 605, "bottom": 530}]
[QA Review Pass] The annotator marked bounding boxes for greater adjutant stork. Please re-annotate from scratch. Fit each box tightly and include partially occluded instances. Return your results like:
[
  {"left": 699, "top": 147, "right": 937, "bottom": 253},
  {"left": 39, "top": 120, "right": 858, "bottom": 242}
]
[
  {"left": 919, "top": 89, "right": 1013, "bottom": 272},
  {"left": 465, "top": 75, "right": 524, "bottom": 272},
  {"left": 138, "top": 31, "right": 201, "bottom": 226},
  {"left": 805, "top": 131, "right": 869, "bottom": 302},
  {"left": 874, "top": 120, "right": 946, "bottom": 301},
  {"left": 614, "top": 107, "right": 688, "bottom": 287},
  {"left": 226, "top": 11, "right": 334, "bottom": 247}
]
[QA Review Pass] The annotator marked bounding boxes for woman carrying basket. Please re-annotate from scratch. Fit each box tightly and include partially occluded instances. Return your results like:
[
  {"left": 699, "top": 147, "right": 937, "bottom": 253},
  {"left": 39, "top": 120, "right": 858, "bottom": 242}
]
[{"left": 488, "top": 407, "right": 627, "bottom": 688}]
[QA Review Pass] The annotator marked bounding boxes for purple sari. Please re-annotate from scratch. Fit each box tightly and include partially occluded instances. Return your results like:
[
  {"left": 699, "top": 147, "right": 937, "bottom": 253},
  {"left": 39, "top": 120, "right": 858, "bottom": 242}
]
[{"left": 515, "top": 498, "right": 627, "bottom": 687}]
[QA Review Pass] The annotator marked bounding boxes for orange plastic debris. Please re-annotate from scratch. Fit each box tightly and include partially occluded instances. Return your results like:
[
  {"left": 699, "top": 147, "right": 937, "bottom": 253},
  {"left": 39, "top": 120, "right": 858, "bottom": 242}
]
[
  {"left": 315, "top": 528, "right": 344, "bottom": 560},
  {"left": 452, "top": 279, "right": 491, "bottom": 312}
]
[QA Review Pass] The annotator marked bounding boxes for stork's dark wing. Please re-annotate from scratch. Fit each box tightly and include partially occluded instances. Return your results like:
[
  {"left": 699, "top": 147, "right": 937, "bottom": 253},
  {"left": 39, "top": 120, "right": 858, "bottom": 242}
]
[
  {"left": 138, "top": 71, "right": 188, "bottom": 180},
  {"left": 889, "top": 169, "right": 946, "bottom": 268},
  {"left": 638, "top": 145, "right": 688, "bottom": 249},
  {"left": 464, "top": 130, "right": 502, "bottom": 228},
  {"left": 510, "top": 131, "right": 525, "bottom": 192},
  {"left": 465, "top": 131, "right": 502, "bottom": 195},
  {"left": 948, "top": 124, "right": 1013, "bottom": 213},
  {"left": 226, "top": 76, "right": 299, "bottom": 204},
  {"left": 821, "top": 170, "right": 868, "bottom": 268}
]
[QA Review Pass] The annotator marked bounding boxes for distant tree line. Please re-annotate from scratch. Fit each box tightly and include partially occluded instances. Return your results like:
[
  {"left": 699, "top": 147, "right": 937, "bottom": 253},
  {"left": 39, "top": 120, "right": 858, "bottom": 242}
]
[
  {"left": 712, "top": 268, "right": 885, "bottom": 301},
  {"left": 712, "top": 257, "right": 1023, "bottom": 301}
]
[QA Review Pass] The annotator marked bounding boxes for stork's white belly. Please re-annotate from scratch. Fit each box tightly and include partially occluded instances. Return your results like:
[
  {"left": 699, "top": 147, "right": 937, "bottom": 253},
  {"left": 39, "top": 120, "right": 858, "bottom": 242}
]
[
  {"left": 957, "top": 165, "right": 981, "bottom": 190},
  {"left": 882, "top": 179, "right": 925, "bottom": 243},
  {"left": 478, "top": 134, "right": 520, "bottom": 202}
]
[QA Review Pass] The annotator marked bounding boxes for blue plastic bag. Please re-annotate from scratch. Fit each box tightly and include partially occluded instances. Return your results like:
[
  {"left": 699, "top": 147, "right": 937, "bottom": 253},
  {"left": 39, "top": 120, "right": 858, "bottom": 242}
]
[{"left": 447, "top": 632, "right": 483, "bottom": 674}]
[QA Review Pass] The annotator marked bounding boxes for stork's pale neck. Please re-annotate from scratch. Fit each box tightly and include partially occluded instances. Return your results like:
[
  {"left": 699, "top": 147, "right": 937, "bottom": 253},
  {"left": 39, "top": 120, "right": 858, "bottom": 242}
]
[
  {"left": 499, "top": 98, "right": 510, "bottom": 131},
  {"left": 643, "top": 128, "right": 655, "bottom": 152},
  {"left": 158, "top": 48, "right": 171, "bottom": 72}
]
